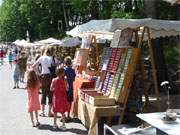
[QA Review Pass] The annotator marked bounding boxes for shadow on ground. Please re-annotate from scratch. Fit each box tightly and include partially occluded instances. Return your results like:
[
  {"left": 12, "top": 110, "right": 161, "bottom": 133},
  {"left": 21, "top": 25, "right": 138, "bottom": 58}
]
[
  {"left": 66, "top": 128, "right": 88, "bottom": 135},
  {"left": 38, "top": 124, "right": 64, "bottom": 132},
  {"left": 38, "top": 124, "right": 88, "bottom": 134},
  {"left": 69, "top": 118, "right": 82, "bottom": 123}
]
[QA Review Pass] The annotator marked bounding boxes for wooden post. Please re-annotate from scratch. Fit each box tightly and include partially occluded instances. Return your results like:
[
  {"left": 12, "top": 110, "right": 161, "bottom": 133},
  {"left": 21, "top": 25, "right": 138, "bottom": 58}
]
[
  {"left": 145, "top": 27, "right": 160, "bottom": 111},
  {"left": 140, "top": 62, "right": 149, "bottom": 106},
  {"left": 138, "top": 27, "right": 149, "bottom": 107},
  {"left": 118, "top": 29, "right": 142, "bottom": 124}
]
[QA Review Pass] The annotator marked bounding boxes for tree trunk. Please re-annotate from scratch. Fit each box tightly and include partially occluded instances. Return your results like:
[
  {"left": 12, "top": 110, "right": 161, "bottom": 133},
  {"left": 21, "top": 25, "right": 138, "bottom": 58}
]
[
  {"left": 89, "top": 0, "right": 99, "bottom": 19},
  {"left": 62, "top": 0, "right": 69, "bottom": 31},
  {"left": 144, "top": 0, "right": 156, "bottom": 18}
]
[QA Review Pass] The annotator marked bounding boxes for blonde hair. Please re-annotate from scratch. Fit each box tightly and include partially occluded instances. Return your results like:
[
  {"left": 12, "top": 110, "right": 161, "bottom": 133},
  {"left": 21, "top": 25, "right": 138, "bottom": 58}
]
[
  {"left": 44, "top": 46, "right": 55, "bottom": 56},
  {"left": 64, "top": 56, "right": 72, "bottom": 67}
]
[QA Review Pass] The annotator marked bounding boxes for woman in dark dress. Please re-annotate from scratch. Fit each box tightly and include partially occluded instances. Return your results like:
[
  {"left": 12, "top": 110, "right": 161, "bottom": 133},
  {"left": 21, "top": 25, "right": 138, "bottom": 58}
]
[{"left": 64, "top": 56, "right": 76, "bottom": 121}]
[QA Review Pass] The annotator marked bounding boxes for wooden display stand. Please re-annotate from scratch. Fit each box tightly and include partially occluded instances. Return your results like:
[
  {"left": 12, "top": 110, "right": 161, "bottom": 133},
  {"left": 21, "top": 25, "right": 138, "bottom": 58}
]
[
  {"left": 79, "top": 29, "right": 140, "bottom": 127},
  {"left": 73, "top": 48, "right": 89, "bottom": 73},
  {"left": 138, "top": 27, "right": 160, "bottom": 111},
  {"left": 73, "top": 35, "right": 100, "bottom": 74},
  {"left": 76, "top": 27, "right": 160, "bottom": 135},
  {"left": 81, "top": 27, "right": 160, "bottom": 124},
  {"left": 88, "top": 35, "right": 100, "bottom": 70},
  {"left": 117, "top": 27, "right": 160, "bottom": 123}
]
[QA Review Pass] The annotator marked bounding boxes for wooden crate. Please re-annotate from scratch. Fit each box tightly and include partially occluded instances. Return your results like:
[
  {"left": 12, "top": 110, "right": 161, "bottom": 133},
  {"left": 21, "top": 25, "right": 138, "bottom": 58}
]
[
  {"left": 79, "top": 89, "right": 98, "bottom": 101},
  {"left": 89, "top": 95, "right": 115, "bottom": 106},
  {"left": 84, "top": 92, "right": 103, "bottom": 103}
]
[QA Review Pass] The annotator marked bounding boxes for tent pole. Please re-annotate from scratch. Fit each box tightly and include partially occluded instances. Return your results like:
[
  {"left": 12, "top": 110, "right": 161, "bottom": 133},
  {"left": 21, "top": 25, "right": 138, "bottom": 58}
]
[{"left": 145, "top": 27, "right": 160, "bottom": 111}]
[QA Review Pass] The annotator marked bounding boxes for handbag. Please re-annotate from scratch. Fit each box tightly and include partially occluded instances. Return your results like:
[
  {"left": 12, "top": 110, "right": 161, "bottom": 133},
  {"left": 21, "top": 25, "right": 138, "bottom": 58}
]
[{"left": 48, "top": 56, "right": 57, "bottom": 77}]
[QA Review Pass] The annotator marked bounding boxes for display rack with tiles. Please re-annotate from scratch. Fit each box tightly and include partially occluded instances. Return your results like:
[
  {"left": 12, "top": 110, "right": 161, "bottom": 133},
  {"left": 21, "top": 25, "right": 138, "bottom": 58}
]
[
  {"left": 80, "top": 29, "right": 140, "bottom": 107},
  {"left": 100, "top": 47, "right": 137, "bottom": 102},
  {"left": 99, "top": 47, "right": 112, "bottom": 70},
  {"left": 80, "top": 47, "right": 139, "bottom": 106}
]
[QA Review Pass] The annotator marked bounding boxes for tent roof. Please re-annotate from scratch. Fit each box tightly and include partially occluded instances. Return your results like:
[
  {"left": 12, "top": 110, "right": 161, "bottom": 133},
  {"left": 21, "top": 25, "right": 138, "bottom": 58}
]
[
  {"left": 50, "top": 37, "right": 81, "bottom": 47},
  {"left": 12, "top": 39, "right": 43, "bottom": 47},
  {"left": 163, "top": 0, "right": 180, "bottom": 4},
  {"left": 38, "top": 37, "right": 61, "bottom": 44},
  {"left": 67, "top": 18, "right": 180, "bottom": 39}
]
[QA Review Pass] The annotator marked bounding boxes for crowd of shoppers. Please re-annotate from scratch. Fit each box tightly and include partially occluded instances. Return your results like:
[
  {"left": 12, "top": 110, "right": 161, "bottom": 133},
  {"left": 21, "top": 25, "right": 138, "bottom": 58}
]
[{"left": 1, "top": 44, "right": 76, "bottom": 130}]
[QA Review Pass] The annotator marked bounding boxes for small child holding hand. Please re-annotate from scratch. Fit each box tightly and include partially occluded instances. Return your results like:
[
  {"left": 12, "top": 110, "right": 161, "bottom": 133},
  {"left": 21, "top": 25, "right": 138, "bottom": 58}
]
[{"left": 50, "top": 66, "right": 68, "bottom": 130}]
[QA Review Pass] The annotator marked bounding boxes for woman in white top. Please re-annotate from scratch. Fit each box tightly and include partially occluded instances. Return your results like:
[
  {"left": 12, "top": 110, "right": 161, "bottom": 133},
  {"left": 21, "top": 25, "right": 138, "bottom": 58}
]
[{"left": 32, "top": 46, "right": 58, "bottom": 117}]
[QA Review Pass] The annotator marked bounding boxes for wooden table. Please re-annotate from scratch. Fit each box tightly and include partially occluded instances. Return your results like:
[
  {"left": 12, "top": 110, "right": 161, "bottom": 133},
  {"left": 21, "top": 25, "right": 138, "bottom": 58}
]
[
  {"left": 71, "top": 76, "right": 95, "bottom": 117},
  {"left": 78, "top": 97, "right": 122, "bottom": 135},
  {"left": 136, "top": 112, "right": 180, "bottom": 135},
  {"left": 104, "top": 124, "right": 156, "bottom": 135}
]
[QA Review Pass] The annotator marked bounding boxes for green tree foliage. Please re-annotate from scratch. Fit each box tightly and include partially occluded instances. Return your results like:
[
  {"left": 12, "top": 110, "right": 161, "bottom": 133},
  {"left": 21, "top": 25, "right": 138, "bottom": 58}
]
[
  {"left": 0, "top": 0, "right": 65, "bottom": 41},
  {"left": 0, "top": 0, "right": 179, "bottom": 42},
  {"left": 111, "top": 0, "right": 145, "bottom": 19}
]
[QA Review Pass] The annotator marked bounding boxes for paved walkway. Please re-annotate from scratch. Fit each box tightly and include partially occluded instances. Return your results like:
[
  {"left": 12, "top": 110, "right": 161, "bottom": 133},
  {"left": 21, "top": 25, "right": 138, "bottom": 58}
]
[{"left": 0, "top": 61, "right": 88, "bottom": 135}]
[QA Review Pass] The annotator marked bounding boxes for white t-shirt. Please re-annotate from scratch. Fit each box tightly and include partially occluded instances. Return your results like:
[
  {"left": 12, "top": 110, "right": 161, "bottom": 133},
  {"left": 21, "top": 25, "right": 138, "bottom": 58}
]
[{"left": 34, "top": 55, "right": 52, "bottom": 75}]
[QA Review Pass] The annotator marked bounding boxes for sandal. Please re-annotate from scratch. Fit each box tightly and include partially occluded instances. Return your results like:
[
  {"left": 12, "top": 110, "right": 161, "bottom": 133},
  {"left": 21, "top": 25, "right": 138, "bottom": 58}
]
[
  {"left": 36, "top": 122, "right": 40, "bottom": 126},
  {"left": 53, "top": 124, "right": 58, "bottom": 129},
  {"left": 39, "top": 112, "right": 45, "bottom": 117},
  {"left": 48, "top": 112, "right": 54, "bottom": 117},
  {"left": 66, "top": 117, "right": 71, "bottom": 123},
  {"left": 60, "top": 125, "right": 66, "bottom": 131}
]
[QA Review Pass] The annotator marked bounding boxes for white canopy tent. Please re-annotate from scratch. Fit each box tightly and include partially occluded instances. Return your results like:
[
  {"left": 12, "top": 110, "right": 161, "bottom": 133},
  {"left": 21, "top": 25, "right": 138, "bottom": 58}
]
[
  {"left": 66, "top": 18, "right": 180, "bottom": 40},
  {"left": 12, "top": 39, "right": 29, "bottom": 46},
  {"left": 12, "top": 39, "right": 21, "bottom": 45},
  {"left": 67, "top": 18, "right": 180, "bottom": 112},
  {"left": 50, "top": 37, "right": 81, "bottom": 47},
  {"left": 163, "top": 0, "right": 180, "bottom": 4},
  {"left": 38, "top": 37, "right": 61, "bottom": 44},
  {"left": 12, "top": 39, "right": 43, "bottom": 47}
]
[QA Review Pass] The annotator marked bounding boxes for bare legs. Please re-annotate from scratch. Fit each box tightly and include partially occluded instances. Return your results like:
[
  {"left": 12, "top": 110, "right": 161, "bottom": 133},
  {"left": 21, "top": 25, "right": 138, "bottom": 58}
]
[
  {"left": 53, "top": 112, "right": 66, "bottom": 129},
  {"left": 41, "top": 104, "right": 45, "bottom": 114},
  {"left": 48, "top": 104, "right": 53, "bottom": 117},
  {"left": 29, "top": 111, "right": 40, "bottom": 127},
  {"left": 67, "top": 102, "right": 72, "bottom": 120},
  {"left": 35, "top": 111, "right": 40, "bottom": 124},
  {"left": 61, "top": 113, "right": 66, "bottom": 126},
  {"left": 29, "top": 112, "right": 35, "bottom": 126},
  {"left": 40, "top": 104, "right": 53, "bottom": 117},
  {"left": 53, "top": 112, "right": 57, "bottom": 127}
]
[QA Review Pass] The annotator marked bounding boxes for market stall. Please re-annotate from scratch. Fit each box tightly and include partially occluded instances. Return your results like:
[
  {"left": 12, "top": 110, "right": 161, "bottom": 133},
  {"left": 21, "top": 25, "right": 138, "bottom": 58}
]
[
  {"left": 75, "top": 28, "right": 140, "bottom": 135},
  {"left": 36, "top": 37, "right": 81, "bottom": 61},
  {"left": 70, "top": 35, "right": 101, "bottom": 117},
  {"left": 67, "top": 18, "right": 180, "bottom": 135}
]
